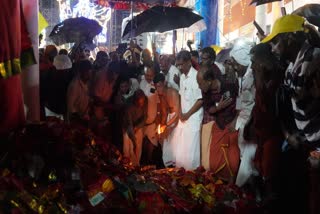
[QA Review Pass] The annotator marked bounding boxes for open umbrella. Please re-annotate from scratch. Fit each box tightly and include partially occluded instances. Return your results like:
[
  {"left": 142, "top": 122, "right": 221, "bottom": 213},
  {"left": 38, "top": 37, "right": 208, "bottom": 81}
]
[
  {"left": 292, "top": 4, "right": 320, "bottom": 28},
  {"left": 250, "top": 0, "right": 281, "bottom": 6},
  {"left": 215, "top": 48, "right": 232, "bottom": 63},
  {"left": 183, "top": 19, "right": 207, "bottom": 33},
  {"left": 122, "top": 6, "right": 203, "bottom": 39},
  {"left": 95, "top": 0, "right": 176, "bottom": 11},
  {"left": 49, "top": 17, "right": 102, "bottom": 46}
]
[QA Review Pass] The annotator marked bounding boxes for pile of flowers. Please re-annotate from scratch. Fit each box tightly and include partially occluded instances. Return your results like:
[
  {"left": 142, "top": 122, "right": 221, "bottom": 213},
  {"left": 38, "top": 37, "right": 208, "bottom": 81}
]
[{"left": 0, "top": 118, "right": 259, "bottom": 213}]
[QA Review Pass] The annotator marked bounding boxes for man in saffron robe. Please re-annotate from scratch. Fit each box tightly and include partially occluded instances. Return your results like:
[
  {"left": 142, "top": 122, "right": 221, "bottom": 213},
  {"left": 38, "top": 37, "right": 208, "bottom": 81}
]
[{"left": 197, "top": 64, "right": 240, "bottom": 182}]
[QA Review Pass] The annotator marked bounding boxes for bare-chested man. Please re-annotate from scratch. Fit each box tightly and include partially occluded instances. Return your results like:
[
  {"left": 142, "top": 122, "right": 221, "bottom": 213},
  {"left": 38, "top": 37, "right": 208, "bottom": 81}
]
[
  {"left": 123, "top": 89, "right": 147, "bottom": 166},
  {"left": 153, "top": 73, "right": 180, "bottom": 167}
]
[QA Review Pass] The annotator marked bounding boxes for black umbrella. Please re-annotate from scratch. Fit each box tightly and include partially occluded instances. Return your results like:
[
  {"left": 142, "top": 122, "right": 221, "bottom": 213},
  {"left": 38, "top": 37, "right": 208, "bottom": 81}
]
[
  {"left": 250, "top": 0, "right": 281, "bottom": 6},
  {"left": 292, "top": 4, "right": 320, "bottom": 28},
  {"left": 216, "top": 48, "right": 232, "bottom": 63},
  {"left": 122, "top": 6, "right": 203, "bottom": 39},
  {"left": 49, "top": 17, "right": 102, "bottom": 46}
]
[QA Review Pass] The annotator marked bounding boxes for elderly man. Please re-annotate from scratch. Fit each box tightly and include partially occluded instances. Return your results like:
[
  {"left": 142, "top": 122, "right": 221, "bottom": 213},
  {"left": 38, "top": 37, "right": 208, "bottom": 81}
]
[
  {"left": 262, "top": 15, "right": 320, "bottom": 214},
  {"left": 159, "top": 54, "right": 180, "bottom": 91},
  {"left": 175, "top": 51, "right": 203, "bottom": 170},
  {"left": 197, "top": 64, "right": 239, "bottom": 182},
  {"left": 228, "top": 38, "right": 257, "bottom": 187}
]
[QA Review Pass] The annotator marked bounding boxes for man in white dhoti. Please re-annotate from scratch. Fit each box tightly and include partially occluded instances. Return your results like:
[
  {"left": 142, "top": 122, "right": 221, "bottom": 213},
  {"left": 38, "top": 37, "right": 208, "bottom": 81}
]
[
  {"left": 175, "top": 51, "right": 204, "bottom": 170},
  {"left": 154, "top": 73, "right": 180, "bottom": 167}
]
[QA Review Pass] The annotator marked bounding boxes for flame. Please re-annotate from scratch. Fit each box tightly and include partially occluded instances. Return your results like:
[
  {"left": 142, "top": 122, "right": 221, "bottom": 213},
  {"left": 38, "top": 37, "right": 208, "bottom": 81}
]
[
  {"left": 157, "top": 124, "right": 166, "bottom": 135},
  {"left": 91, "top": 139, "right": 96, "bottom": 146}
]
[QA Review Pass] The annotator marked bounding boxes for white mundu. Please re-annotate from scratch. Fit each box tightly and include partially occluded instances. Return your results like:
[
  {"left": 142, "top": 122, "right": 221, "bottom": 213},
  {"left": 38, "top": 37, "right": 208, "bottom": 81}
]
[
  {"left": 162, "top": 112, "right": 179, "bottom": 167},
  {"left": 175, "top": 66, "right": 203, "bottom": 170}
]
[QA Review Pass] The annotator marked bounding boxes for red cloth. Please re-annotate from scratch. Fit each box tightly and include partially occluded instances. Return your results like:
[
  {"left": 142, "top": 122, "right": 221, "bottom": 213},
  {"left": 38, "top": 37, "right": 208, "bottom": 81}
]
[
  {"left": 252, "top": 80, "right": 283, "bottom": 178},
  {"left": 0, "top": 0, "right": 33, "bottom": 136},
  {"left": 0, "top": 75, "right": 25, "bottom": 136},
  {"left": 252, "top": 83, "right": 282, "bottom": 142},
  {"left": 209, "top": 123, "right": 240, "bottom": 182},
  {"left": 0, "top": 0, "right": 31, "bottom": 65}
]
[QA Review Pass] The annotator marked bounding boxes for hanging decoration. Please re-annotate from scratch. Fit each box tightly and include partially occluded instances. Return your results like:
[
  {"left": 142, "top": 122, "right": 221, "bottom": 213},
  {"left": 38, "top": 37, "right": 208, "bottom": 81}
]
[
  {"left": 240, "top": 0, "right": 247, "bottom": 15},
  {"left": 228, "top": 0, "right": 232, "bottom": 21}
]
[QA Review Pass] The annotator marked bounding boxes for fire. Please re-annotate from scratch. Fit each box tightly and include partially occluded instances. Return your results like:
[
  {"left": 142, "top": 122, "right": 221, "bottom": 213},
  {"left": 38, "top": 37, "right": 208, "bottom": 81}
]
[
  {"left": 157, "top": 124, "right": 166, "bottom": 135},
  {"left": 157, "top": 124, "right": 161, "bottom": 135}
]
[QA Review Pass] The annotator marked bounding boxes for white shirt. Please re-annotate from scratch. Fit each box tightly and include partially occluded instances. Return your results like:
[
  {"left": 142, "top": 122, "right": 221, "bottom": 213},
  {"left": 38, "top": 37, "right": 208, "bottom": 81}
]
[
  {"left": 140, "top": 76, "right": 158, "bottom": 124},
  {"left": 179, "top": 66, "right": 203, "bottom": 124},
  {"left": 236, "top": 66, "right": 256, "bottom": 130},
  {"left": 162, "top": 65, "right": 180, "bottom": 91}
]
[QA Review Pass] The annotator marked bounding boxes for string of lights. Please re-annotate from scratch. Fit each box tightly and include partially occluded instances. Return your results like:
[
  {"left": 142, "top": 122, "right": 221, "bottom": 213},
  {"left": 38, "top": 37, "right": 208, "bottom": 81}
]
[{"left": 239, "top": 0, "right": 247, "bottom": 15}]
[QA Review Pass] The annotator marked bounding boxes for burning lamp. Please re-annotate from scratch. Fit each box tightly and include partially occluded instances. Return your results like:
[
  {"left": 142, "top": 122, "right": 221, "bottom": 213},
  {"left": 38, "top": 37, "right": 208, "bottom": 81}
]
[{"left": 157, "top": 124, "right": 166, "bottom": 136}]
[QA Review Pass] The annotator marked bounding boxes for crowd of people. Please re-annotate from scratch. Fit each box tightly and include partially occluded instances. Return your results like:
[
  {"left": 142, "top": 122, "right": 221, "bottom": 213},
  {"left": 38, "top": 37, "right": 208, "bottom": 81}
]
[{"left": 39, "top": 14, "right": 320, "bottom": 214}]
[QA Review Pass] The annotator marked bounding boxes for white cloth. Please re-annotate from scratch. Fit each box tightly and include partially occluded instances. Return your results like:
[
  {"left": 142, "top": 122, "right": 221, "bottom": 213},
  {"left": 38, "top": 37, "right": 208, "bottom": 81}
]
[
  {"left": 53, "top": 55, "right": 72, "bottom": 70},
  {"left": 175, "top": 121, "right": 201, "bottom": 170},
  {"left": 229, "top": 38, "right": 254, "bottom": 66},
  {"left": 139, "top": 76, "right": 155, "bottom": 97},
  {"left": 162, "top": 65, "right": 180, "bottom": 91},
  {"left": 179, "top": 67, "right": 203, "bottom": 123},
  {"left": 123, "top": 78, "right": 140, "bottom": 99},
  {"left": 139, "top": 77, "right": 158, "bottom": 124},
  {"left": 175, "top": 66, "right": 203, "bottom": 170},
  {"left": 236, "top": 127, "right": 258, "bottom": 187},
  {"left": 162, "top": 112, "right": 179, "bottom": 167},
  {"left": 234, "top": 66, "right": 257, "bottom": 187},
  {"left": 235, "top": 67, "right": 255, "bottom": 130},
  {"left": 140, "top": 77, "right": 159, "bottom": 145},
  {"left": 201, "top": 121, "right": 214, "bottom": 170}
]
